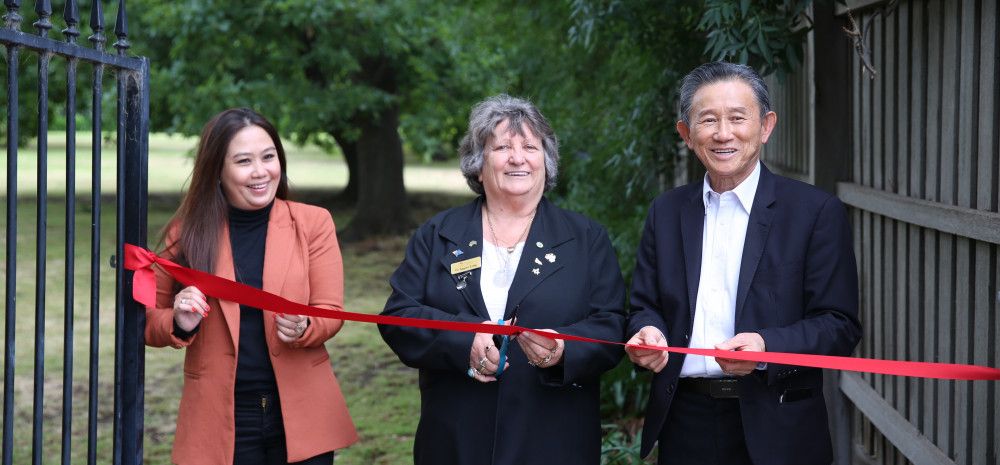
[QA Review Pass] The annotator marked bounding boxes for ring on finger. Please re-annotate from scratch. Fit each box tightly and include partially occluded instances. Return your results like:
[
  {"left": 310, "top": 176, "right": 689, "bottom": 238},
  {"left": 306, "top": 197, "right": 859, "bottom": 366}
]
[
  {"left": 467, "top": 368, "right": 475, "bottom": 378},
  {"left": 478, "top": 356, "right": 488, "bottom": 371}
]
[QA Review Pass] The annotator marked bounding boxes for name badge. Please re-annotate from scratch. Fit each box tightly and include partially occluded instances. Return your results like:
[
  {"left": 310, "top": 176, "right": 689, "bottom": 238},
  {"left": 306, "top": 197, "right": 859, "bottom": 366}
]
[{"left": 450, "top": 256, "right": 482, "bottom": 274}]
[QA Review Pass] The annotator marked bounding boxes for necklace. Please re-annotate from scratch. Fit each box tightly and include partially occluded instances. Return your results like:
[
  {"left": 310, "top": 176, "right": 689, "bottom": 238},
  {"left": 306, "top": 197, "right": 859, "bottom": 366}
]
[{"left": 485, "top": 205, "right": 535, "bottom": 287}]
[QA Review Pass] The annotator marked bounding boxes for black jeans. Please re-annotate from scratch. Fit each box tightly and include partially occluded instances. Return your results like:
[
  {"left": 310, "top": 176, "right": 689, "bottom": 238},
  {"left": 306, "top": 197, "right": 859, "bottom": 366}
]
[{"left": 233, "top": 392, "right": 334, "bottom": 465}]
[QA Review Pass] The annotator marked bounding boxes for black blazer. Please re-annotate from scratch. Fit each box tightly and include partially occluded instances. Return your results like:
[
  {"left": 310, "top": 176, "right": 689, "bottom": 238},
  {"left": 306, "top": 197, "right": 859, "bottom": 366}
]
[
  {"left": 628, "top": 165, "right": 862, "bottom": 465},
  {"left": 380, "top": 196, "right": 626, "bottom": 465}
]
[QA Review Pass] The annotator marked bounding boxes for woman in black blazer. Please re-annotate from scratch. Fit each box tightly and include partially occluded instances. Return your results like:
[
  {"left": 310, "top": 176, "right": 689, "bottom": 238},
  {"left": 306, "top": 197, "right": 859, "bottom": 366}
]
[{"left": 379, "top": 94, "right": 626, "bottom": 465}]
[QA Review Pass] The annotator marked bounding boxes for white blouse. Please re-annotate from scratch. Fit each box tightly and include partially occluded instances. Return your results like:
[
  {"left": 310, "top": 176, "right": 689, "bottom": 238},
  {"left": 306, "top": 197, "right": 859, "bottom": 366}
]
[{"left": 480, "top": 239, "right": 525, "bottom": 322}]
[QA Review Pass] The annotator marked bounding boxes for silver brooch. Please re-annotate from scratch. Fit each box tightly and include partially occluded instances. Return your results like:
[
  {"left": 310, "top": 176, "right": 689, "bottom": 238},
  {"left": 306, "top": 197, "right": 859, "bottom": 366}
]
[
  {"left": 544, "top": 253, "right": 556, "bottom": 263},
  {"left": 532, "top": 268, "right": 540, "bottom": 275}
]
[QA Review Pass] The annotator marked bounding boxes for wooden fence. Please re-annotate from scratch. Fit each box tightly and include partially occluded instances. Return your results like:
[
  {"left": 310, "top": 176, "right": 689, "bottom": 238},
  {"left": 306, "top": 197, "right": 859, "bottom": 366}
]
[{"left": 764, "top": 1, "right": 1000, "bottom": 464}]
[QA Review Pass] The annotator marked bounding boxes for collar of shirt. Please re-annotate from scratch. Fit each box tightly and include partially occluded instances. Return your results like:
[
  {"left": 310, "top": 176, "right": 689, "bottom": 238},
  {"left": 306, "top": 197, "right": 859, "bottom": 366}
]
[{"left": 701, "top": 160, "right": 761, "bottom": 214}]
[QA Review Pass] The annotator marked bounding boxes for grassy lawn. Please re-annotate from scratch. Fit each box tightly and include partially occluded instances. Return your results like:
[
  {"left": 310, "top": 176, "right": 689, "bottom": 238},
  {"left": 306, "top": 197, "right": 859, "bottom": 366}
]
[{"left": 0, "top": 133, "right": 474, "bottom": 463}]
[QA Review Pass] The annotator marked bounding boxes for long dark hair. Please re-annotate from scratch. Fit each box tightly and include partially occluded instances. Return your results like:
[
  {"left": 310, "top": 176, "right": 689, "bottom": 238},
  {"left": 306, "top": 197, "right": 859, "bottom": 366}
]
[{"left": 160, "top": 108, "right": 289, "bottom": 273}]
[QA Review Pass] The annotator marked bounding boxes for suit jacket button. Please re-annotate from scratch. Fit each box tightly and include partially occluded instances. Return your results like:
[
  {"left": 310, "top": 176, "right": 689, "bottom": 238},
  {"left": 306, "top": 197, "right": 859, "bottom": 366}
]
[
  {"left": 667, "top": 383, "right": 675, "bottom": 394},
  {"left": 684, "top": 334, "right": 689, "bottom": 341}
]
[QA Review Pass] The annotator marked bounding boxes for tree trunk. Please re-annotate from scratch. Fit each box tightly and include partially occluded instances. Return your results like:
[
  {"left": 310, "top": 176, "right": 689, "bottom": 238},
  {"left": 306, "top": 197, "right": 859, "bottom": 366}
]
[
  {"left": 339, "top": 104, "right": 411, "bottom": 240},
  {"left": 330, "top": 130, "right": 359, "bottom": 203}
]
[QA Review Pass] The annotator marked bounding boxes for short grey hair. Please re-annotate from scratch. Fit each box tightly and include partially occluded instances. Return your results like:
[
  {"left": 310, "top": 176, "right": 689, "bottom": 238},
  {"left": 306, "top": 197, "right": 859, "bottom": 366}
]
[
  {"left": 678, "top": 61, "right": 772, "bottom": 125},
  {"left": 459, "top": 94, "right": 559, "bottom": 195}
]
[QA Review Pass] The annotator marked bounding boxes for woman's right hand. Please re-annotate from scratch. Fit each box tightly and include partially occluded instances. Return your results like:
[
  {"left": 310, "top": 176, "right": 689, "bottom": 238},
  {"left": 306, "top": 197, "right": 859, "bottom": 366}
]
[
  {"left": 468, "top": 321, "right": 508, "bottom": 383},
  {"left": 173, "top": 286, "right": 209, "bottom": 332}
]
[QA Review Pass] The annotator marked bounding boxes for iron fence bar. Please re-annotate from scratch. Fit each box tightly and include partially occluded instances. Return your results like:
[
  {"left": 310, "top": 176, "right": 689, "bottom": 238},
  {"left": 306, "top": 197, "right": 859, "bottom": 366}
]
[
  {"left": 87, "top": 1, "right": 106, "bottom": 463},
  {"left": 1, "top": 2, "right": 21, "bottom": 465},
  {"left": 118, "top": 58, "right": 148, "bottom": 465},
  {"left": 31, "top": 2, "right": 52, "bottom": 464},
  {"left": 0, "top": 28, "right": 142, "bottom": 69},
  {"left": 113, "top": 3, "right": 148, "bottom": 461},
  {"left": 60, "top": 1, "right": 80, "bottom": 463}
]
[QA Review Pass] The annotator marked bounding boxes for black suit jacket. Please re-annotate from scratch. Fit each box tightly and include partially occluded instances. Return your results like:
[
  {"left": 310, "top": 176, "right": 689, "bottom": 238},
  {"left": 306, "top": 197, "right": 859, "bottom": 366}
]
[
  {"left": 628, "top": 165, "right": 862, "bottom": 465},
  {"left": 380, "top": 196, "right": 626, "bottom": 465}
]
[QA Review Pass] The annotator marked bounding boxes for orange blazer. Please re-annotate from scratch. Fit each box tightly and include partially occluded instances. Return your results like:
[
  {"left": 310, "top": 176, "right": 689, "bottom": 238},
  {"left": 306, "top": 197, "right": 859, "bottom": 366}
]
[{"left": 145, "top": 199, "right": 358, "bottom": 465}]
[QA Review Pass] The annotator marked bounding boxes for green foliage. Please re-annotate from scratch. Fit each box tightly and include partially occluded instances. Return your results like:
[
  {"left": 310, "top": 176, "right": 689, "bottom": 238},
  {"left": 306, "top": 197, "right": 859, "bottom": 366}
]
[
  {"left": 699, "top": 0, "right": 813, "bottom": 77},
  {"left": 600, "top": 424, "right": 647, "bottom": 465},
  {"left": 130, "top": 0, "right": 494, "bottom": 161},
  {"left": 535, "top": 0, "right": 704, "bottom": 280}
]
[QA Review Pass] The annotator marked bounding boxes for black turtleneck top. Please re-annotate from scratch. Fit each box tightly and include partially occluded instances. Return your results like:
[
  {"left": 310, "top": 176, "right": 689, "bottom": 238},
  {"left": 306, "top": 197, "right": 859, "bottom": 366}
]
[{"left": 229, "top": 201, "right": 278, "bottom": 394}]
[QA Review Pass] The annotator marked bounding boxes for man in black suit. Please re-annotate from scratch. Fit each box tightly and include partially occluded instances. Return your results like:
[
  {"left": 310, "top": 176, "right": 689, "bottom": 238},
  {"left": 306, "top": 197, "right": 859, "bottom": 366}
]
[{"left": 625, "top": 62, "right": 862, "bottom": 465}]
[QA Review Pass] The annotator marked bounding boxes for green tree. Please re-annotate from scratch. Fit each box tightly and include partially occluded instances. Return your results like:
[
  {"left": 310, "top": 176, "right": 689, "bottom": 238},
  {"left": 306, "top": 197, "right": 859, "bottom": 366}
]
[{"left": 132, "top": 0, "right": 501, "bottom": 238}]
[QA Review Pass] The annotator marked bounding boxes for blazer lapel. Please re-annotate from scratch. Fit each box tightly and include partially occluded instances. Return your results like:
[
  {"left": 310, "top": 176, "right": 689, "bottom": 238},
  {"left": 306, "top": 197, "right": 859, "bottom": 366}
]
[
  {"left": 735, "top": 165, "right": 776, "bottom": 325},
  {"left": 503, "top": 198, "right": 570, "bottom": 319},
  {"left": 438, "top": 198, "right": 490, "bottom": 320},
  {"left": 214, "top": 223, "right": 241, "bottom": 350},
  {"left": 680, "top": 188, "right": 705, "bottom": 322},
  {"left": 263, "top": 200, "right": 293, "bottom": 304}
]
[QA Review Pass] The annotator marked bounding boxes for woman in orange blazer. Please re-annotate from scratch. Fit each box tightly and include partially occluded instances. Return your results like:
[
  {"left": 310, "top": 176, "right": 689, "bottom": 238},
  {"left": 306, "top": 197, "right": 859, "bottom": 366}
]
[{"left": 145, "top": 108, "right": 357, "bottom": 465}]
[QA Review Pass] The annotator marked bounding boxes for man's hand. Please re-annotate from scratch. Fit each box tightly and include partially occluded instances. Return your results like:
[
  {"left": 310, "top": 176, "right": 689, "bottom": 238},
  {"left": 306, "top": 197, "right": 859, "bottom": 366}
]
[
  {"left": 625, "top": 326, "right": 669, "bottom": 373},
  {"left": 714, "top": 332, "right": 765, "bottom": 376}
]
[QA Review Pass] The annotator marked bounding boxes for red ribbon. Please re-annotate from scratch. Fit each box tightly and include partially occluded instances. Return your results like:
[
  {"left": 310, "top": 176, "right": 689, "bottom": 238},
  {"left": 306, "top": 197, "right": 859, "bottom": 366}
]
[{"left": 124, "top": 243, "right": 1000, "bottom": 381}]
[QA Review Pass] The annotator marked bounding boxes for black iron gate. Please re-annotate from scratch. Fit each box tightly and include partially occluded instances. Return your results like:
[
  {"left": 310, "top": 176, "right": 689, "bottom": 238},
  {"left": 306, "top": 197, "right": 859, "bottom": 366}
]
[{"left": 1, "top": 0, "right": 147, "bottom": 464}]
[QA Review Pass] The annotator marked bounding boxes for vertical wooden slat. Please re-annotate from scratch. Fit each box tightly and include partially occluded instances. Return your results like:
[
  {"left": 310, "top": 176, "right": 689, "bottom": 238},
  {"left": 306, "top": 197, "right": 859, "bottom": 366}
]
[
  {"left": 895, "top": 222, "right": 907, "bottom": 417},
  {"left": 867, "top": 206, "right": 877, "bottom": 459},
  {"left": 862, "top": 9, "right": 873, "bottom": 189},
  {"left": 991, "top": 245, "right": 999, "bottom": 465},
  {"left": 874, "top": 213, "right": 885, "bottom": 396},
  {"left": 979, "top": 0, "right": 998, "bottom": 214},
  {"left": 872, "top": 13, "right": 884, "bottom": 191},
  {"left": 854, "top": 36, "right": 863, "bottom": 186},
  {"left": 922, "top": 228, "right": 937, "bottom": 441},
  {"left": 957, "top": 0, "right": 978, "bottom": 210},
  {"left": 925, "top": 0, "right": 943, "bottom": 204},
  {"left": 910, "top": 0, "right": 926, "bottom": 200},
  {"left": 937, "top": 233, "right": 954, "bottom": 458},
  {"left": 896, "top": 1, "right": 910, "bottom": 197},
  {"left": 940, "top": 0, "right": 959, "bottom": 207},
  {"left": 971, "top": 242, "right": 990, "bottom": 464},
  {"left": 954, "top": 236, "right": 971, "bottom": 465},
  {"left": 907, "top": 224, "right": 922, "bottom": 433},
  {"left": 940, "top": 4, "right": 961, "bottom": 458},
  {"left": 907, "top": 0, "right": 926, "bottom": 433},
  {"left": 884, "top": 4, "right": 896, "bottom": 194},
  {"left": 974, "top": 4, "right": 998, "bottom": 463}
]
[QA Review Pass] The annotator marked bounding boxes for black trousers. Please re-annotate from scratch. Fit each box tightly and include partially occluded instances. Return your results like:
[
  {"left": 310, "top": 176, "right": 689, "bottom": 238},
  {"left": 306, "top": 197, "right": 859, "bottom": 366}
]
[
  {"left": 657, "top": 383, "right": 753, "bottom": 465},
  {"left": 233, "top": 392, "right": 335, "bottom": 465}
]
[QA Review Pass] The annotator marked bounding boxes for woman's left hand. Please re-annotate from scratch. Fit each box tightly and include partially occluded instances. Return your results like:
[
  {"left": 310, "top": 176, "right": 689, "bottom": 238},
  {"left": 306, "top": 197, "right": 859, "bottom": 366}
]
[
  {"left": 516, "top": 329, "right": 564, "bottom": 368},
  {"left": 275, "top": 313, "right": 309, "bottom": 343}
]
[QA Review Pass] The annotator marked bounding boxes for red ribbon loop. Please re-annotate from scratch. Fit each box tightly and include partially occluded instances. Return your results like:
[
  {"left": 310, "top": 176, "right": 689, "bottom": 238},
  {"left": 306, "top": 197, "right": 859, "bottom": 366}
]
[{"left": 123, "top": 244, "right": 1000, "bottom": 381}]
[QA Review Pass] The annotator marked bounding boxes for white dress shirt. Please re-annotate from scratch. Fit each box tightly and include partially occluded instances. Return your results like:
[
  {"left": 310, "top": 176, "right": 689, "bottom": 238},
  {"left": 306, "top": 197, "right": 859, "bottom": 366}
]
[{"left": 680, "top": 161, "right": 760, "bottom": 378}]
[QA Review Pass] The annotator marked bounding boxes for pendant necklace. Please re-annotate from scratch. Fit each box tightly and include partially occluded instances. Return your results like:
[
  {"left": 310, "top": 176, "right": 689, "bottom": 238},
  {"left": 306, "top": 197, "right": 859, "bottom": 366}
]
[{"left": 486, "top": 204, "right": 535, "bottom": 287}]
